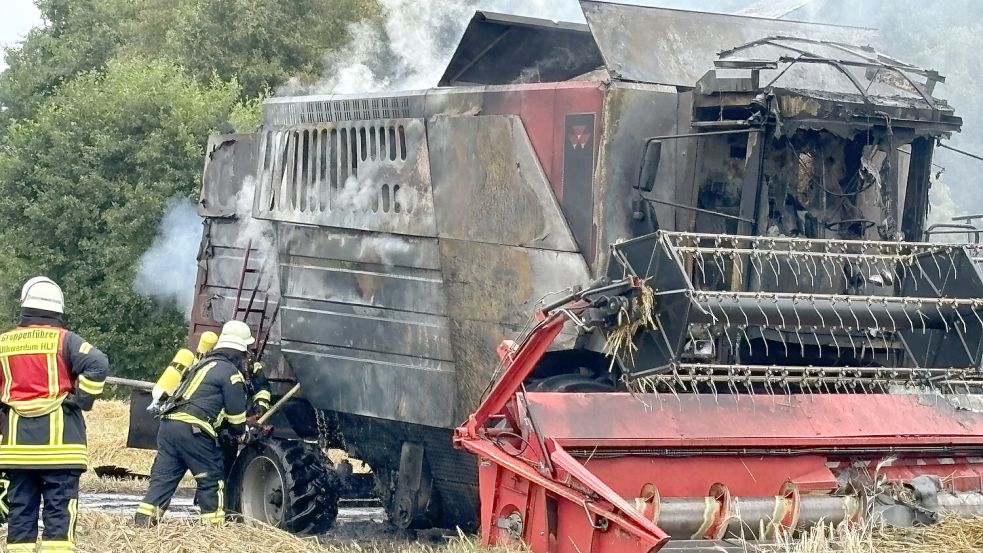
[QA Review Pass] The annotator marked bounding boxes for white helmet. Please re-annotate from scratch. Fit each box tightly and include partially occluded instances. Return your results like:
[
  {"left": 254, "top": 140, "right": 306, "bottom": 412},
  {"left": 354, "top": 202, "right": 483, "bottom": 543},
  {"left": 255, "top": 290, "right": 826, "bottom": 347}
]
[
  {"left": 21, "top": 276, "right": 65, "bottom": 314},
  {"left": 215, "top": 320, "right": 255, "bottom": 352}
]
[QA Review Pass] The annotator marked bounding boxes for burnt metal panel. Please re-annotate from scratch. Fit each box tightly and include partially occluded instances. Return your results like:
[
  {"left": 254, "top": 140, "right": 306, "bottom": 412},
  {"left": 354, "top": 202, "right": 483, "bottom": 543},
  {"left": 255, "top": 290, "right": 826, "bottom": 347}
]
[
  {"left": 275, "top": 222, "right": 456, "bottom": 428},
  {"left": 674, "top": 91, "right": 697, "bottom": 232},
  {"left": 902, "top": 137, "right": 936, "bottom": 241},
  {"left": 436, "top": 238, "right": 590, "bottom": 416},
  {"left": 580, "top": 1, "right": 878, "bottom": 86},
  {"left": 200, "top": 134, "right": 258, "bottom": 217},
  {"left": 195, "top": 132, "right": 283, "bottom": 376},
  {"left": 428, "top": 115, "right": 579, "bottom": 252},
  {"left": 284, "top": 342, "right": 456, "bottom": 429},
  {"left": 439, "top": 11, "right": 602, "bottom": 86},
  {"left": 594, "top": 83, "right": 681, "bottom": 270},
  {"left": 254, "top": 118, "right": 437, "bottom": 237},
  {"left": 438, "top": 239, "right": 590, "bottom": 324}
]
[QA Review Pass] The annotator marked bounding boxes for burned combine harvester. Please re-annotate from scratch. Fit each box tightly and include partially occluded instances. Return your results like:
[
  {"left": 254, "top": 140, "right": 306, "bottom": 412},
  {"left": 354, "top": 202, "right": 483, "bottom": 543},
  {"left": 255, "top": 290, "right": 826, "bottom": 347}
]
[{"left": 145, "top": 1, "right": 983, "bottom": 545}]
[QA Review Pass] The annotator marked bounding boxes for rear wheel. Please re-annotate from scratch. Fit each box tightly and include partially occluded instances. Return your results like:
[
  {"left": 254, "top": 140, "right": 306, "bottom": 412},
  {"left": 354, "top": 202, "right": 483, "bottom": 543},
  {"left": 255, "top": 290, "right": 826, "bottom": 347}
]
[
  {"left": 228, "top": 438, "right": 340, "bottom": 534},
  {"left": 527, "top": 373, "right": 615, "bottom": 392}
]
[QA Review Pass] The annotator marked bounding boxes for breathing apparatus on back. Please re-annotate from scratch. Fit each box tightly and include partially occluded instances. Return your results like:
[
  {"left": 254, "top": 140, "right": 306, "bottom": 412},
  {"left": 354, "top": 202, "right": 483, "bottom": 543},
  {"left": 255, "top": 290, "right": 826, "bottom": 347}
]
[{"left": 147, "top": 332, "right": 218, "bottom": 413}]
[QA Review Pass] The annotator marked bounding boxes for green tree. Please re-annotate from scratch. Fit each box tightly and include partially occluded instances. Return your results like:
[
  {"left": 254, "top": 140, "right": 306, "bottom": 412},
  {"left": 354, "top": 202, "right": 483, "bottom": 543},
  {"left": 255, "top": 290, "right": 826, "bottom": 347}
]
[
  {"left": 0, "top": 58, "right": 243, "bottom": 379},
  {"left": 0, "top": 0, "right": 382, "bottom": 381},
  {"left": 125, "top": 0, "right": 382, "bottom": 98},
  {"left": 0, "top": 0, "right": 133, "bottom": 123}
]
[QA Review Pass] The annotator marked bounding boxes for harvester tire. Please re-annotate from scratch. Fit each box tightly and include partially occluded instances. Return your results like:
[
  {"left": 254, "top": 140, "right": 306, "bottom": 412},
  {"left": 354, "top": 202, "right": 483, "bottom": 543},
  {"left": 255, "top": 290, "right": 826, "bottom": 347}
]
[
  {"left": 527, "top": 374, "right": 615, "bottom": 392},
  {"left": 228, "top": 438, "right": 340, "bottom": 535}
]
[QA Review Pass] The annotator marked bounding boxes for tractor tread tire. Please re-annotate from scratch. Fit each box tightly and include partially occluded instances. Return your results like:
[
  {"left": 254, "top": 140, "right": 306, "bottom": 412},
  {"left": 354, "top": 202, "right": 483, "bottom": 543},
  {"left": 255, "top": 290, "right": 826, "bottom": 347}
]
[{"left": 231, "top": 438, "right": 340, "bottom": 535}]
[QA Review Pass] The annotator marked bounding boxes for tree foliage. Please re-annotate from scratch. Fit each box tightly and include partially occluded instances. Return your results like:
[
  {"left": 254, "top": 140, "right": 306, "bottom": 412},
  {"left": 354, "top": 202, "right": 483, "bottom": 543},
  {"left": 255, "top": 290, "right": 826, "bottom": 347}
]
[
  {"left": 125, "top": 0, "right": 382, "bottom": 98},
  {"left": 0, "top": 59, "right": 243, "bottom": 378},
  {"left": 0, "top": 0, "right": 380, "bottom": 379}
]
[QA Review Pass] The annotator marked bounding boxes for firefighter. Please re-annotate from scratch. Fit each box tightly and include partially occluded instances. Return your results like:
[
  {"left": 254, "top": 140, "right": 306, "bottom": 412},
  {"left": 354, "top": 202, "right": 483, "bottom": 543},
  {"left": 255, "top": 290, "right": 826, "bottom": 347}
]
[
  {"left": 0, "top": 276, "right": 109, "bottom": 553},
  {"left": 134, "top": 320, "right": 253, "bottom": 527}
]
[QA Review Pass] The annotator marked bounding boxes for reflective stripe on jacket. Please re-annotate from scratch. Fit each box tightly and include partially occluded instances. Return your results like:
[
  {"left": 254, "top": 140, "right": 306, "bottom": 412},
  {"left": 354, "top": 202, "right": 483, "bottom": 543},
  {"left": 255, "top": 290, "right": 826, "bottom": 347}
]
[{"left": 0, "top": 323, "right": 109, "bottom": 470}]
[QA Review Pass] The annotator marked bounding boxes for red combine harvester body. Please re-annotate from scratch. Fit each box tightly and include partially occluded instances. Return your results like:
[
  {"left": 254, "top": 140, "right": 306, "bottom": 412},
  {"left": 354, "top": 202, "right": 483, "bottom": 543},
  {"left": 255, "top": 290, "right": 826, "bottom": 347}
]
[{"left": 122, "top": 1, "right": 983, "bottom": 543}]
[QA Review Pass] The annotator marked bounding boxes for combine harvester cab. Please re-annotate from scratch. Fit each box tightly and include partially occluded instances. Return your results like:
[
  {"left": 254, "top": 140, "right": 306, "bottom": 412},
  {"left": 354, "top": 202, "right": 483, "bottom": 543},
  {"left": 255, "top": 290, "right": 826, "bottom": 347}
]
[
  {"left": 166, "top": 0, "right": 978, "bottom": 539},
  {"left": 454, "top": 5, "right": 983, "bottom": 553}
]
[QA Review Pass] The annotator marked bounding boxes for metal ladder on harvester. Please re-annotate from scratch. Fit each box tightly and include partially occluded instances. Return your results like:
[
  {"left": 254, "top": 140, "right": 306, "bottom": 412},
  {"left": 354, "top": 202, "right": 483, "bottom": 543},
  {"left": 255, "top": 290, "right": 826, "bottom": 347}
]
[{"left": 231, "top": 240, "right": 279, "bottom": 360}]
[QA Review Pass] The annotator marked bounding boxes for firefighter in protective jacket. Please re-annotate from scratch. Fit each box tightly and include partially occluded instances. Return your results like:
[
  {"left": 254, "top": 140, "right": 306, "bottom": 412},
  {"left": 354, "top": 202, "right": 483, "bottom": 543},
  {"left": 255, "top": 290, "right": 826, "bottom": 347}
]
[
  {"left": 135, "top": 321, "right": 252, "bottom": 527},
  {"left": 0, "top": 277, "right": 109, "bottom": 553}
]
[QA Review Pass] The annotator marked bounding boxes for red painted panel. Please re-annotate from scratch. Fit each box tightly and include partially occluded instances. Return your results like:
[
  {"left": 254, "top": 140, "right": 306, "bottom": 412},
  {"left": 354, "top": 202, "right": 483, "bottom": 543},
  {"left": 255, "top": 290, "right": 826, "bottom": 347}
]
[
  {"left": 519, "top": 87, "right": 558, "bottom": 193},
  {"left": 579, "top": 455, "right": 834, "bottom": 498},
  {"left": 525, "top": 393, "right": 983, "bottom": 450},
  {"left": 480, "top": 82, "right": 605, "bottom": 201}
]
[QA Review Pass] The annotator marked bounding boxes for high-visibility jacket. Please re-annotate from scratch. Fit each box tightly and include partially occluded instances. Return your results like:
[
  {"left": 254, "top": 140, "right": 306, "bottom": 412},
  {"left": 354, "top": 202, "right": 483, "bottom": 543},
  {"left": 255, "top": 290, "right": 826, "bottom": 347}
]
[
  {"left": 0, "top": 319, "right": 109, "bottom": 470},
  {"left": 162, "top": 350, "right": 248, "bottom": 438}
]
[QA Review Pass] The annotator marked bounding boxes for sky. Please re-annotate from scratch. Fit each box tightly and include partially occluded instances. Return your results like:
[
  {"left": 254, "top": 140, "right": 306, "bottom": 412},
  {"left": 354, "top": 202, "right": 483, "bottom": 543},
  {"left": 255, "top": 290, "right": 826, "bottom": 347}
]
[{"left": 0, "top": 0, "right": 42, "bottom": 71}]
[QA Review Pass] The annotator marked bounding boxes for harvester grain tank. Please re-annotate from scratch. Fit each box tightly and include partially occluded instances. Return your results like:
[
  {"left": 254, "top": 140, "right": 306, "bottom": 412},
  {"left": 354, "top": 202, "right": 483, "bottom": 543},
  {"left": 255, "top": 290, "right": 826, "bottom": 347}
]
[{"left": 125, "top": 1, "right": 983, "bottom": 543}]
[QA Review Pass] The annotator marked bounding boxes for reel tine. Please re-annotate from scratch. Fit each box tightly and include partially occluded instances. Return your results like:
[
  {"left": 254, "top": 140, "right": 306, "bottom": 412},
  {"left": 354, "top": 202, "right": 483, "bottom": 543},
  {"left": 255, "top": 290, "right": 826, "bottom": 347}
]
[
  {"left": 789, "top": 245, "right": 801, "bottom": 287},
  {"left": 808, "top": 244, "right": 820, "bottom": 288},
  {"left": 883, "top": 298, "right": 897, "bottom": 334},
  {"left": 822, "top": 255, "right": 835, "bottom": 289},
  {"left": 901, "top": 298, "right": 916, "bottom": 332},
  {"left": 917, "top": 302, "right": 928, "bottom": 335},
  {"left": 936, "top": 301, "right": 950, "bottom": 335},
  {"left": 795, "top": 325, "right": 806, "bottom": 358},
  {"left": 812, "top": 327, "right": 823, "bottom": 359},
  {"left": 740, "top": 325, "right": 753, "bottom": 359},
  {"left": 845, "top": 326, "right": 858, "bottom": 356},
  {"left": 846, "top": 297, "right": 862, "bottom": 334},
  {"left": 732, "top": 250, "right": 744, "bottom": 287},
  {"left": 931, "top": 250, "right": 943, "bottom": 281},
  {"left": 756, "top": 294, "right": 771, "bottom": 358},
  {"left": 695, "top": 250, "right": 707, "bottom": 288}
]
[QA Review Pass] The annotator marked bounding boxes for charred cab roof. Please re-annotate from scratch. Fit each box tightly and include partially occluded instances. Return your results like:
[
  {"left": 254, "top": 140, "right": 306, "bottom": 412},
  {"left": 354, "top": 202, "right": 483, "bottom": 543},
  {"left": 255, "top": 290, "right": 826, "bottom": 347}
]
[
  {"left": 438, "top": 11, "right": 603, "bottom": 87},
  {"left": 440, "top": 1, "right": 880, "bottom": 89}
]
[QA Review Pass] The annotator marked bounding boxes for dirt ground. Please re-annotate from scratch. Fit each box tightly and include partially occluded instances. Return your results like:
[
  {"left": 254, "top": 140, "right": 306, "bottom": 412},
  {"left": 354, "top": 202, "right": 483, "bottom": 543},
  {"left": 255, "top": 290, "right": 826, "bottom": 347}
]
[
  {"left": 67, "top": 401, "right": 983, "bottom": 553},
  {"left": 81, "top": 400, "right": 165, "bottom": 493},
  {"left": 69, "top": 400, "right": 455, "bottom": 552},
  {"left": 0, "top": 511, "right": 499, "bottom": 553}
]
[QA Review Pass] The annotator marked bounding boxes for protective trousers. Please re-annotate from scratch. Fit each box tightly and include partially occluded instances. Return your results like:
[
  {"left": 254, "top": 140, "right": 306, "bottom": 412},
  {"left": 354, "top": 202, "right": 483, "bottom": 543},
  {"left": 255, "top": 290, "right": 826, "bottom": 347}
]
[
  {"left": 136, "top": 420, "right": 226, "bottom": 525},
  {"left": 6, "top": 469, "right": 81, "bottom": 553}
]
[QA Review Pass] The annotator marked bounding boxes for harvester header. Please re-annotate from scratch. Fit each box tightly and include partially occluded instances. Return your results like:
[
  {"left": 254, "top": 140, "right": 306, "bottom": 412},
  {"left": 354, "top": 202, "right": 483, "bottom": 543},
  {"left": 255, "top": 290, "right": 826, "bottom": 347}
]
[{"left": 456, "top": 235, "right": 983, "bottom": 552}]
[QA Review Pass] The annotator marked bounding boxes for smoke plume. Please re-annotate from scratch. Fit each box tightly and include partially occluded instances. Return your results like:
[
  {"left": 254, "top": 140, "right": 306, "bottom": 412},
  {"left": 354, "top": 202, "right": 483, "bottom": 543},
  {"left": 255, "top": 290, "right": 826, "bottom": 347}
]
[
  {"left": 134, "top": 199, "right": 203, "bottom": 319},
  {"left": 280, "top": 0, "right": 587, "bottom": 95},
  {"left": 235, "top": 176, "right": 278, "bottom": 281}
]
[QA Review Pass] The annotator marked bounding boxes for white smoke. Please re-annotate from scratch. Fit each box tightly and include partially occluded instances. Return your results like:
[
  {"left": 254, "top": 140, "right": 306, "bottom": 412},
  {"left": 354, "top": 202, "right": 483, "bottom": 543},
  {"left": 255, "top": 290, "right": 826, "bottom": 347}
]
[
  {"left": 134, "top": 199, "right": 204, "bottom": 319},
  {"left": 281, "top": 0, "right": 588, "bottom": 95},
  {"left": 359, "top": 235, "right": 414, "bottom": 268},
  {"left": 335, "top": 172, "right": 422, "bottom": 215},
  {"left": 336, "top": 174, "right": 380, "bottom": 212},
  {"left": 235, "top": 176, "right": 277, "bottom": 280}
]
